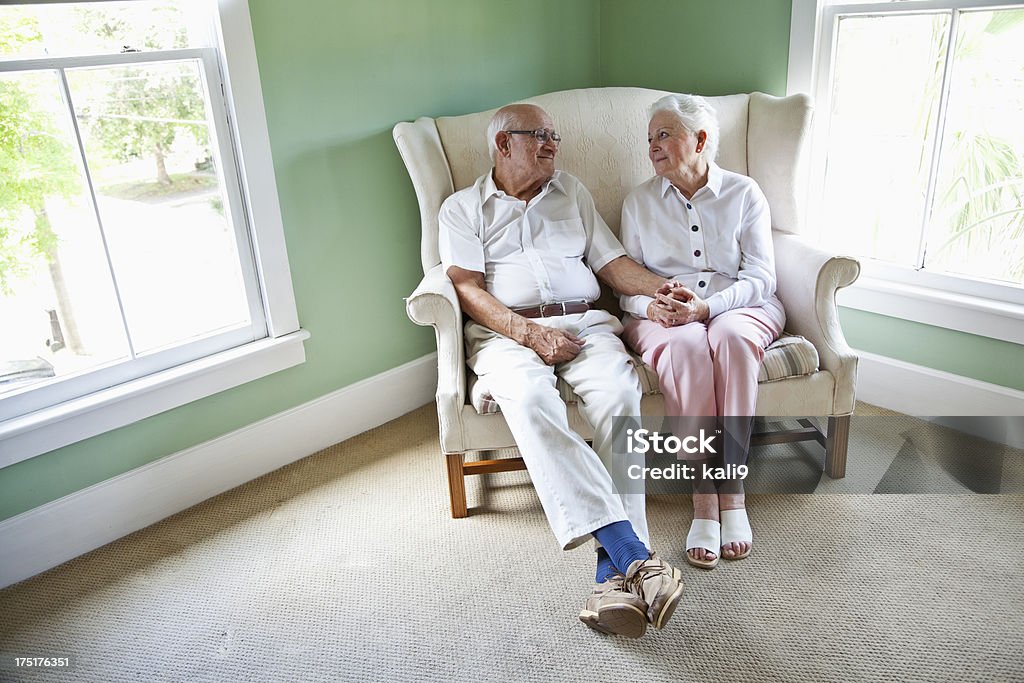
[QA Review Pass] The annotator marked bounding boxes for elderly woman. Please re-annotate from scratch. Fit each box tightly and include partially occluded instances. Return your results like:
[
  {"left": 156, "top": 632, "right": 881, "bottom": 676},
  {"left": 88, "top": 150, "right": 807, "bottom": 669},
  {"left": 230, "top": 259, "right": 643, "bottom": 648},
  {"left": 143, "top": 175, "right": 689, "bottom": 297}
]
[{"left": 619, "top": 94, "right": 786, "bottom": 570}]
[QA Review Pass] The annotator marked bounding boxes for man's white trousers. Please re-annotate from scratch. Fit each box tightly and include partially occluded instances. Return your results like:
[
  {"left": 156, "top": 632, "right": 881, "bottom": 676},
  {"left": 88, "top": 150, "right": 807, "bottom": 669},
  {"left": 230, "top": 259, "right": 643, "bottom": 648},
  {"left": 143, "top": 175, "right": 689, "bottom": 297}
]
[{"left": 465, "top": 309, "right": 648, "bottom": 550}]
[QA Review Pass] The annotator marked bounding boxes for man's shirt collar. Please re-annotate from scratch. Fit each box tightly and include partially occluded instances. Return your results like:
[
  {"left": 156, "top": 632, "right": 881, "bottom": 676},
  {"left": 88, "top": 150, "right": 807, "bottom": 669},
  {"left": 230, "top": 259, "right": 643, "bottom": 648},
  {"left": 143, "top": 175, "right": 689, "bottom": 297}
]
[{"left": 482, "top": 168, "right": 565, "bottom": 202}]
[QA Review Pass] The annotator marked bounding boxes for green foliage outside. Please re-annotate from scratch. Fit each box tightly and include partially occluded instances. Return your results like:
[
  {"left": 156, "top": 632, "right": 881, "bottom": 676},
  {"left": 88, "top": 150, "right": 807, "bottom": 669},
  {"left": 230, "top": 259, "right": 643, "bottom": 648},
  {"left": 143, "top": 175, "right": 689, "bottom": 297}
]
[
  {"left": 78, "top": 61, "right": 208, "bottom": 186},
  {"left": 919, "top": 10, "right": 1024, "bottom": 282},
  {"left": 102, "top": 172, "right": 217, "bottom": 202},
  {"left": 71, "top": 7, "right": 208, "bottom": 186},
  {"left": 0, "top": 17, "right": 81, "bottom": 294},
  {"left": 0, "top": 4, "right": 209, "bottom": 291}
]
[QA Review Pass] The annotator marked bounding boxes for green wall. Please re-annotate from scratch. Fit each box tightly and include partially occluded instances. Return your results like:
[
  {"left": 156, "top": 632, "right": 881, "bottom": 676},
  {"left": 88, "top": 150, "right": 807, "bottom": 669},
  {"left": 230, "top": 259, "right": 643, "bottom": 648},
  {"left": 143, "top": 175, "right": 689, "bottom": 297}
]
[
  {"left": 0, "top": 0, "right": 601, "bottom": 521},
  {"left": 2, "top": 0, "right": 1019, "bottom": 522},
  {"left": 840, "top": 309, "right": 1024, "bottom": 390},
  {"left": 599, "top": 0, "right": 793, "bottom": 96}
]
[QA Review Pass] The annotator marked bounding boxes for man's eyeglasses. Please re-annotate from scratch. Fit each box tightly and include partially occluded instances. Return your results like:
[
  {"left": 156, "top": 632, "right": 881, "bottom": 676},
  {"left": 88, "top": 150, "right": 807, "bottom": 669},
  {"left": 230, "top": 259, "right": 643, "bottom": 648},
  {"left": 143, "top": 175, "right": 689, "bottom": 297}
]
[{"left": 505, "top": 128, "right": 561, "bottom": 144}]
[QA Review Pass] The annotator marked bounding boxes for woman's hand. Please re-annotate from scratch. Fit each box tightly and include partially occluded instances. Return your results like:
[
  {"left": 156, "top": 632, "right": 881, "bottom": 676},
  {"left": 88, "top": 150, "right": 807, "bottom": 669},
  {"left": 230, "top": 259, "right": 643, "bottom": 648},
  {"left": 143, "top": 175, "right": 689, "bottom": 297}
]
[
  {"left": 648, "top": 283, "right": 710, "bottom": 327},
  {"left": 647, "top": 298, "right": 680, "bottom": 327},
  {"left": 670, "top": 283, "right": 710, "bottom": 323}
]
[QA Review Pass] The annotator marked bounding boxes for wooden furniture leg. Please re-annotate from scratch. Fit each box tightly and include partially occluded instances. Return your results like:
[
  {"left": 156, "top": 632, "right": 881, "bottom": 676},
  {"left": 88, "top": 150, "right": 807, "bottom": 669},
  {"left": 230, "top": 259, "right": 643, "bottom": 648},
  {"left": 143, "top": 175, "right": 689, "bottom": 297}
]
[
  {"left": 751, "top": 417, "right": 849, "bottom": 478},
  {"left": 825, "top": 415, "right": 850, "bottom": 479},
  {"left": 446, "top": 454, "right": 528, "bottom": 518},
  {"left": 446, "top": 453, "right": 468, "bottom": 518}
]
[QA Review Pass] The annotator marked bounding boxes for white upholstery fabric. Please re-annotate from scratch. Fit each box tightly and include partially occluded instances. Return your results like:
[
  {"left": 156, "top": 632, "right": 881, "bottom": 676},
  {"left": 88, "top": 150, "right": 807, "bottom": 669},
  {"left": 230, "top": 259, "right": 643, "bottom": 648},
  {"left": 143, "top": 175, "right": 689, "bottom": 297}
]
[
  {"left": 398, "top": 87, "right": 860, "bottom": 457},
  {"left": 748, "top": 92, "right": 813, "bottom": 234}
]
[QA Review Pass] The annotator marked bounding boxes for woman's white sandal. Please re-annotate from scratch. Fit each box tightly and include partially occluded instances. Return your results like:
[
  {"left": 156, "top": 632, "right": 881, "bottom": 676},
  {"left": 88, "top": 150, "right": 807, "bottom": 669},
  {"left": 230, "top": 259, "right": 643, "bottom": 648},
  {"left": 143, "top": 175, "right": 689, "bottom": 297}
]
[
  {"left": 685, "top": 518, "right": 721, "bottom": 569},
  {"left": 720, "top": 508, "right": 752, "bottom": 560}
]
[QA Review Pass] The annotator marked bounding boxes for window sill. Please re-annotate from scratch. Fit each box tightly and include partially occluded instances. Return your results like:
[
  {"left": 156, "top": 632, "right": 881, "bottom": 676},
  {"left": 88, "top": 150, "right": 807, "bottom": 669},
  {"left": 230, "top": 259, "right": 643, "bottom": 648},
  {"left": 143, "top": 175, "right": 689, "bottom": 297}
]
[
  {"left": 838, "top": 276, "right": 1024, "bottom": 345},
  {"left": 0, "top": 330, "right": 311, "bottom": 468}
]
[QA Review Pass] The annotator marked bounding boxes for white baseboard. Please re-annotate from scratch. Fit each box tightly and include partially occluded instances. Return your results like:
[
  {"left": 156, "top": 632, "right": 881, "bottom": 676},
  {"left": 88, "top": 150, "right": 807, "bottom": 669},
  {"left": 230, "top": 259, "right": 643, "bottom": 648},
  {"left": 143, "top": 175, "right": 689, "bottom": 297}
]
[
  {"left": 0, "top": 353, "right": 438, "bottom": 589},
  {"left": 856, "top": 350, "right": 1024, "bottom": 447}
]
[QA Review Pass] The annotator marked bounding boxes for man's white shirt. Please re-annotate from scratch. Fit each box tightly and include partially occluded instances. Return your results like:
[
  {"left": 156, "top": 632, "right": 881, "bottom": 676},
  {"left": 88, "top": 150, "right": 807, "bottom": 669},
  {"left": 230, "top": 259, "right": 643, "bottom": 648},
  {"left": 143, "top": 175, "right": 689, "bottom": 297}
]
[
  {"left": 619, "top": 161, "right": 777, "bottom": 319},
  {"left": 439, "top": 170, "right": 625, "bottom": 309}
]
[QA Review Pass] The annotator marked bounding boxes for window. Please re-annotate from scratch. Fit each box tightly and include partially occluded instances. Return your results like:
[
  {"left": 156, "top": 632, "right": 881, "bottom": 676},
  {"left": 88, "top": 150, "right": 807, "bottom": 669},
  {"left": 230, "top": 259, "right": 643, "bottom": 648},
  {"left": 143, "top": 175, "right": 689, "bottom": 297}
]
[
  {"left": 789, "top": 0, "right": 1024, "bottom": 344},
  {"left": 0, "top": 0, "right": 306, "bottom": 465}
]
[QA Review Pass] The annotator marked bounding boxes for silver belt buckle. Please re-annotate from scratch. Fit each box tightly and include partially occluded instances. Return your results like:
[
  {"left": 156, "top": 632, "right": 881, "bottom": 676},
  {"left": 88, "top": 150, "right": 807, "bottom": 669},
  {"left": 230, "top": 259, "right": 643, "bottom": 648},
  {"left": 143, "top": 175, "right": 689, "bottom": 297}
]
[{"left": 539, "top": 301, "right": 569, "bottom": 317}]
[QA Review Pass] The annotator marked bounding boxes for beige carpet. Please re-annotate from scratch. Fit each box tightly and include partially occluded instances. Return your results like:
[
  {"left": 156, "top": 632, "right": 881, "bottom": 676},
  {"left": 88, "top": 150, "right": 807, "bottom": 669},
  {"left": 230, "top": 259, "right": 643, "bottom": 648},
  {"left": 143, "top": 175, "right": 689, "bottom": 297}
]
[{"left": 1, "top": 404, "right": 1023, "bottom": 682}]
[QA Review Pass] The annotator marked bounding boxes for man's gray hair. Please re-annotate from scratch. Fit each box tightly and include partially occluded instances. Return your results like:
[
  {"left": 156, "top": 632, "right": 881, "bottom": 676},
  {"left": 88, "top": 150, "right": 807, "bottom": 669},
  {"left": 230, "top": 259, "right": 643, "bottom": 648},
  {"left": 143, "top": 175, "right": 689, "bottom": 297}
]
[
  {"left": 487, "top": 109, "right": 515, "bottom": 163},
  {"left": 649, "top": 94, "right": 720, "bottom": 162},
  {"left": 486, "top": 104, "right": 535, "bottom": 163}
]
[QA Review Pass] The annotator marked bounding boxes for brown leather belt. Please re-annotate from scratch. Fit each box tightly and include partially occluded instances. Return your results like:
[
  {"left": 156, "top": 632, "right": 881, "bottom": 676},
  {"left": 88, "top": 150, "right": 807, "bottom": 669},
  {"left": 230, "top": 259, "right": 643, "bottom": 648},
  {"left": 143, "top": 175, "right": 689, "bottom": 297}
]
[{"left": 513, "top": 301, "right": 594, "bottom": 318}]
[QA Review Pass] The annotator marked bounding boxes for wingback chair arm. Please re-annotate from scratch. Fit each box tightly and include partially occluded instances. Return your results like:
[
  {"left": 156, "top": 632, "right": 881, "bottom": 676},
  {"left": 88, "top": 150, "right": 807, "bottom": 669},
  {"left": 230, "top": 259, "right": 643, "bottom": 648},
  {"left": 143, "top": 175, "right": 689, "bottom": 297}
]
[
  {"left": 406, "top": 264, "right": 467, "bottom": 419},
  {"left": 773, "top": 233, "right": 861, "bottom": 414}
]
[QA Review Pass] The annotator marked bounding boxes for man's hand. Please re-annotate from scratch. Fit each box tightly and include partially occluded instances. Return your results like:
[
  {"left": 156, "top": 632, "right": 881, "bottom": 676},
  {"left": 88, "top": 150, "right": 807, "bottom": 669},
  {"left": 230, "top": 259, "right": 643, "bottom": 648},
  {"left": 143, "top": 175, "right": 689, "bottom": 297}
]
[
  {"left": 656, "top": 280, "right": 686, "bottom": 299},
  {"left": 447, "top": 266, "right": 587, "bottom": 364},
  {"left": 523, "top": 323, "right": 585, "bottom": 365}
]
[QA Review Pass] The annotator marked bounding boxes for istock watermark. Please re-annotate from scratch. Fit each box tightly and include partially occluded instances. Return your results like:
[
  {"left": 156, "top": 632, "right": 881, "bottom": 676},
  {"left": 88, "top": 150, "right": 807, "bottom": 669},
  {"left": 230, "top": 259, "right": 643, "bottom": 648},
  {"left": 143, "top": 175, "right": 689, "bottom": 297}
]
[
  {"left": 625, "top": 428, "right": 718, "bottom": 455},
  {"left": 609, "top": 416, "right": 748, "bottom": 495},
  {"left": 608, "top": 415, "right": 1023, "bottom": 495},
  {"left": 625, "top": 461, "right": 749, "bottom": 482}
]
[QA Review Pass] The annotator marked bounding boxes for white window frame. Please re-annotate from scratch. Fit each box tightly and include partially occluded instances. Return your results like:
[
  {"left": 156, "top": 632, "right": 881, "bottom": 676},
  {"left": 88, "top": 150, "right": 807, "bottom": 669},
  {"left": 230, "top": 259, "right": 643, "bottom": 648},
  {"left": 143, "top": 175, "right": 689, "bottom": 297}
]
[
  {"left": 0, "top": 47, "right": 268, "bottom": 420},
  {"left": 789, "top": 0, "right": 1024, "bottom": 345},
  {"left": 0, "top": 0, "right": 308, "bottom": 467}
]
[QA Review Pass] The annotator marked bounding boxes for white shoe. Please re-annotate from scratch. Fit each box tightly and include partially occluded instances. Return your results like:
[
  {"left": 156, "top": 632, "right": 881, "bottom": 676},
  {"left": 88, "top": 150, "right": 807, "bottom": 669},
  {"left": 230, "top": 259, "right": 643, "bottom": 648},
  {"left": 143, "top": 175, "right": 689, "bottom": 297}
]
[
  {"left": 720, "top": 508, "right": 752, "bottom": 560},
  {"left": 685, "top": 518, "right": 721, "bottom": 569}
]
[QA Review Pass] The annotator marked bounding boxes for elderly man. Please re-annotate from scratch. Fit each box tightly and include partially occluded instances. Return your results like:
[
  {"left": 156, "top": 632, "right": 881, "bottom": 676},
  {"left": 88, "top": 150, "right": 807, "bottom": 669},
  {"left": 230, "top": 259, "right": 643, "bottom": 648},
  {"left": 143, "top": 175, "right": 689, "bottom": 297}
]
[{"left": 438, "top": 103, "right": 683, "bottom": 638}]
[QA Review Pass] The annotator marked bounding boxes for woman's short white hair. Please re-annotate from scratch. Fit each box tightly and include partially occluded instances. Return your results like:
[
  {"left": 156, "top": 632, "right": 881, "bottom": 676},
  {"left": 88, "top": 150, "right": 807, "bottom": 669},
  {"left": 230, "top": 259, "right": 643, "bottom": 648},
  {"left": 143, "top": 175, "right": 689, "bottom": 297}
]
[{"left": 649, "top": 93, "right": 720, "bottom": 162}]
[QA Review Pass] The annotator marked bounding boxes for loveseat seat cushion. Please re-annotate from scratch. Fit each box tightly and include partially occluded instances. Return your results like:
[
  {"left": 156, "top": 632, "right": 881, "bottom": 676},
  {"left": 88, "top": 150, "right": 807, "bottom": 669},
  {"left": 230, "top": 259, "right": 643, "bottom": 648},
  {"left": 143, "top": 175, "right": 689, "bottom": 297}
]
[{"left": 468, "top": 333, "right": 820, "bottom": 415}]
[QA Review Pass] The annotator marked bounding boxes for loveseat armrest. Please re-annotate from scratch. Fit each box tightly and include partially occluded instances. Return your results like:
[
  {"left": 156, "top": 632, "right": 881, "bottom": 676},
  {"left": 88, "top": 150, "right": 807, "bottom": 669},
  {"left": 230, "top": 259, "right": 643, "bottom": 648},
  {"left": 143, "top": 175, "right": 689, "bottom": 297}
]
[
  {"left": 773, "top": 232, "right": 861, "bottom": 414},
  {"left": 406, "top": 263, "right": 467, "bottom": 421}
]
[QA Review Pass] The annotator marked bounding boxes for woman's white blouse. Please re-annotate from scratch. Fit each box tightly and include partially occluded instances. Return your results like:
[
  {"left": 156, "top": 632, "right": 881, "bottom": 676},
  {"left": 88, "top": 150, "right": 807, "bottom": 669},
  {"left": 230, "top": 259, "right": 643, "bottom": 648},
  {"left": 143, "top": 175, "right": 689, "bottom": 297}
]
[{"left": 619, "top": 161, "right": 777, "bottom": 319}]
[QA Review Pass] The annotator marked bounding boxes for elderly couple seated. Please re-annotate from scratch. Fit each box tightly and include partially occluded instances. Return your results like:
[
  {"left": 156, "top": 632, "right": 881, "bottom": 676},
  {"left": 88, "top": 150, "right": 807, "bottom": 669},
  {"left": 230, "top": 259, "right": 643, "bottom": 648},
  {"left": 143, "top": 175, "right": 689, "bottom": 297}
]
[{"left": 437, "top": 94, "right": 781, "bottom": 639}]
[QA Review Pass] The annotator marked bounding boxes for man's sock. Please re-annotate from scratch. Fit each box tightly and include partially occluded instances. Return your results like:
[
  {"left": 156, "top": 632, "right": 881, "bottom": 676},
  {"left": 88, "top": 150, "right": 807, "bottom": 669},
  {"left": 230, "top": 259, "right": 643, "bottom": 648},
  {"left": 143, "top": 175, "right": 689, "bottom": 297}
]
[
  {"left": 592, "top": 520, "right": 650, "bottom": 576},
  {"left": 595, "top": 547, "right": 618, "bottom": 584}
]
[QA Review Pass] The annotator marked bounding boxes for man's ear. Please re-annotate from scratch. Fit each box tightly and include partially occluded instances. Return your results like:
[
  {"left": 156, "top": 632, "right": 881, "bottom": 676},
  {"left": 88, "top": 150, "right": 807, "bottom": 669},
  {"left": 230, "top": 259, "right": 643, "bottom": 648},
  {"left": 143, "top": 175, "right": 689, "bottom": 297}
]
[
  {"left": 495, "top": 131, "right": 511, "bottom": 157},
  {"left": 696, "top": 130, "right": 707, "bottom": 153}
]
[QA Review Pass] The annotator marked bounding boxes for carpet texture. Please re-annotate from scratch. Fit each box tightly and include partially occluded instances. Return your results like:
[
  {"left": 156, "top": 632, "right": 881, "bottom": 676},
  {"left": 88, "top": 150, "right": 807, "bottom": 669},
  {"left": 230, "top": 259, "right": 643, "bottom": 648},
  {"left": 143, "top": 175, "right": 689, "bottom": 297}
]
[{"left": 1, "top": 404, "right": 1022, "bottom": 682}]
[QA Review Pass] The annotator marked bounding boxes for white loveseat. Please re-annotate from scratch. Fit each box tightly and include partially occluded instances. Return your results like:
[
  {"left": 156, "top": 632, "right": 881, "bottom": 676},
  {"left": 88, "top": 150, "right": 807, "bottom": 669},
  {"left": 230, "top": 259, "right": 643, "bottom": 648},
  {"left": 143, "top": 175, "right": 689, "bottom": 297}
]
[{"left": 395, "top": 88, "right": 860, "bottom": 518}]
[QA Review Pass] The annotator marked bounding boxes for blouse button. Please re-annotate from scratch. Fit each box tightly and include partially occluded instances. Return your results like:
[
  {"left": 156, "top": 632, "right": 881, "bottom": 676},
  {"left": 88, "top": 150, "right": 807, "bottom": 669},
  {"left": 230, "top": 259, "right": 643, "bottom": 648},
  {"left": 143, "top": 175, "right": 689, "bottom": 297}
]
[
  {"left": 694, "top": 250, "right": 701, "bottom": 257},
  {"left": 691, "top": 225, "right": 698, "bottom": 232},
  {"left": 686, "top": 203, "right": 692, "bottom": 209},
  {"left": 698, "top": 280, "right": 706, "bottom": 288}
]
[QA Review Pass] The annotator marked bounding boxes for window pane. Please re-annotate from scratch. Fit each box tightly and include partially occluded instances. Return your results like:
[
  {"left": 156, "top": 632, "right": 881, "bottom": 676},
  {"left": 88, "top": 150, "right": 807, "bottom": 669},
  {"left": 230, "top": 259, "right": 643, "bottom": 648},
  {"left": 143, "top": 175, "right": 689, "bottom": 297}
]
[
  {"left": 0, "top": 1, "right": 209, "bottom": 59},
  {"left": 0, "top": 71, "right": 130, "bottom": 395},
  {"left": 926, "top": 9, "right": 1024, "bottom": 286},
  {"left": 65, "top": 59, "right": 253, "bottom": 355},
  {"left": 821, "top": 13, "right": 949, "bottom": 266}
]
